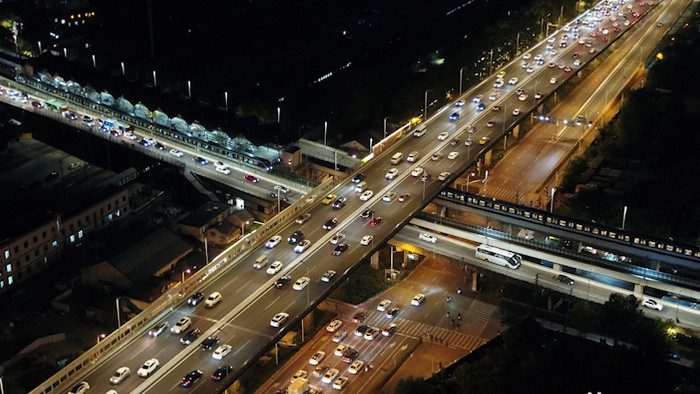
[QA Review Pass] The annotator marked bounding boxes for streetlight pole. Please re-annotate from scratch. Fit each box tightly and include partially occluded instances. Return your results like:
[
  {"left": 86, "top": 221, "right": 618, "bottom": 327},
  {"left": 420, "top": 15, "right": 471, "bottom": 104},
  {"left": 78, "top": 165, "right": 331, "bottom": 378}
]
[
  {"left": 152, "top": 70, "right": 157, "bottom": 87},
  {"left": 489, "top": 49, "right": 494, "bottom": 75},
  {"left": 225, "top": 92, "right": 229, "bottom": 111},
  {"left": 277, "top": 107, "right": 281, "bottom": 123},
  {"left": 459, "top": 66, "right": 468, "bottom": 96},
  {"left": 120, "top": 62, "right": 125, "bottom": 76},
  {"left": 424, "top": 89, "right": 432, "bottom": 119},
  {"left": 466, "top": 172, "right": 475, "bottom": 193},
  {"left": 516, "top": 32, "right": 521, "bottom": 54},
  {"left": 383, "top": 116, "right": 390, "bottom": 139},
  {"left": 181, "top": 268, "right": 191, "bottom": 284},
  {"left": 550, "top": 188, "right": 556, "bottom": 213},
  {"left": 37, "top": 41, "right": 42, "bottom": 54},
  {"left": 187, "top": 80, "right": 192, "bottom": 98},
  {"left": 324, "top": 121, "right": 328, "bottom": 146},
  {"left": 92, "top": 54, "right": 96, "bottom": 68},
  {"left": 241, "top": 221, "right": 249, "bottom": 237},
  {"left": 622, "top": 205, "right": 628, "bottom": 229},
  {"left": 389, "top": 245, "right": 395, "bottom": 281},
  {"left": 115, "top": 297, "right": 122, "bottom": 328}
]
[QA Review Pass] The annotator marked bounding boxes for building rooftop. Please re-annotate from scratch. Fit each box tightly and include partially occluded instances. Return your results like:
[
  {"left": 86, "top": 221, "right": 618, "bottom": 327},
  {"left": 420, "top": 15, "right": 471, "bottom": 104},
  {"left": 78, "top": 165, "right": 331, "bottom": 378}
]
[{"left": 178, "top": 201, "right": 233, "bottom": 229}]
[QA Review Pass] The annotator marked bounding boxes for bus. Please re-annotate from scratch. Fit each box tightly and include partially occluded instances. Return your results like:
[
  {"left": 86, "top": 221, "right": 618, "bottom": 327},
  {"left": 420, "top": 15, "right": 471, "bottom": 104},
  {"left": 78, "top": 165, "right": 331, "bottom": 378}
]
[
  {"left": 475, "top": 244, "right": 521, "bottom": 269},
  {"left": 44, "top": 99, "right": 68, "bottom": 113},
  {"left": 103, "top": 119, "right": 133, "bottom": 134}
]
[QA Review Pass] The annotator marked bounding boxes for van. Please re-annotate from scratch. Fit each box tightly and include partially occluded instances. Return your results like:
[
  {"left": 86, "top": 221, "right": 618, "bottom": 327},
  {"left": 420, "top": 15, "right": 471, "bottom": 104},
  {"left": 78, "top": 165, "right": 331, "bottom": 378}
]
[
  {"left": 253, "top": 255, "right": 269, "bottom": 269},
  {"left": 354, "top": 181, "right": 367, "bottom": 193},
  {"left": 413, "top": 124, "right": 427, "bottom": 137},
  {"left": 406, "top": 151, "right": 419, "bottom": 162},
  {"left": 390, "top": 152, "right": 403, "bottom": 165}
]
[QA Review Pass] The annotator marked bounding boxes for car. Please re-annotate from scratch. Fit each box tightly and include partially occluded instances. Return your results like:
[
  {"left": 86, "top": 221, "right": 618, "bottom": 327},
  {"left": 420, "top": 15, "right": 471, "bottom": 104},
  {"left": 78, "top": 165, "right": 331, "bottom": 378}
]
[
  {"left": 332, "top": 331, "right": 347, "bottom": 343},
  {"left": 411, "top": 293, "right": 426, "bottom": 306},
  {"left": 352, "top": 312, "right": 367, "bottom": 323},
  {"left": 554, "top": 274, "right": 575, "bottom": 285},
  {"left": 360, "top": 235, "right": 373, "bottom": 245},
  {"left": 449, "top": 112, "right": 460, "bottom": 121},
  {"left": 642, "top": 298, "right": 663, "bottom": 311},
  {"left": 411, "top": 167, "right": 424, "bottom": 177},
  {"left": 348, "top": 360, "right": 365, "bottom": 375},
  {"left": 519, "top": 93, "right": 529, "bottom": 101},
  {"left": 322, "top": 194, "right": 337, "bottom": 205},
  {"left": 386, "top": 307, "right": 400, "bottom": 319},
  {"left": 265, "top": 235, "right": 282, "bottom": 249},
  {"left": 154, "top": 142, "right": 167, "bottom": 151},
  {"left": 563, "top": 66, "right": 572, "bottom": 73},
  {"left": 512, "top": 108, "right": 522, "bottom": 116},
  {"left": 293, "top": 277, "right": 311, "bottom": 290},
  {"left": 383, "top": 323, "right": 398, "bottom": 336},
  {"left": 180, "top": 328, "right": 201, "bottom": 345},
  {"left": 508, "top": 77, "right": 518, "bottom": 85},
  {"left": 274, "top": 275, "right": 292, "bottom": 288},
  {"left": 31, "top": 100, "right": 43, "bottom": 108},
  {"left": 333, "top": 244, "right": 348, "bottom": 256},
  {"left": 124, "top": 132, "right": 137, "bottom": 140},
  {"left": 67, "top": 382, "right": 90, "bottom": 394},
  {"left": 148, "top": 321, "right": 169, "bottom": 337},
  {"left": 322, "top": 270, "right": 337, "bottom": 282},
  {"left": 332, "top": 197, "right": 347, "bottom": 209},
  {"left": 334, "top": 344, "right": 348, "bottom": 356},
  {"left": 313, "top": 364, "right": 330, "bottom": 377},
  {"left": 497, "top": 70, "right": 506, "bottom": 78},
  {"left": 213, "top": 344, "right": 232, "bottom": 360},
  {"left": 364, "top": 327, "right": 380, "bottom": 340},
  {"left": 472, "top": 95, "right": 483, "bottom": 103},
  {"left": 200, "top": 336, "right": 220, "bottom": 350},
  {"left": 476, "top": 102, "right": 486, "bottom": 111},
  {"left": 398, "top": 193, "right": 410, "bottom": 202},
  {"left": 385, "top": 168, "right": 399, "bottom": 179},
  {"left": 309, "top": 350, "right": 326, "bottom": 365},
  {"left": 187, "top": 292, "right": 205, "bottom": 306},
  {"left": 333, "top": 376, "right": 349, "bottom": 390},
  {"left": 418, "top": 232, "right": 437, "bottom": 243},
  {"left": 589, "top": 47, "right": 596, "bottom": 54},
  {"left": 137, "top": 358, "right": 160, "bottom": 377},
  {"left": 65, "top": 112, "right": 78, "bottom": 120},
  {"left": 211, "top": 365, "right": 233, "bottom": 382},
  {"left": 447, "top": 151, "right": 459, "bottom": 160},
  {"left": 494, "top": 79, "right": 504, "bottom": 88},
  {"left": 204, "top": 292, "right": 222, "bottom": 308},
  {"left": 439, "top": 171, "right": 451, "bottom": 181},
  {"left": 295, "top": 240, "right": 312, "bottom": 253},
  {"left": 526, "top": 67, "right": 535, "bottom": 73},
  {"left": 455, "top": 99, "right": 466, "bottom": 106},
  {"left": 322, "top": 368, "right": 340, "bottom": 384},
  {"left": 450, "top": 137, "right": 460, "bottom": 146},
  {"left": 296, "top": 213, "right": 312, "bottom": 224},
  {"left": 550, "top": 77, "right": 558, "bottom": 84},
  {"left": 437, "top": 131, "right": 449, "bottom": 140},
  {"left": 169, "top": 149, "right": 184, "bottom": 158},
  {"left": 377, "top": 300, "right": 392, "bottom": 312},
  {"left": 573, "top": 59, "right": 581, "bottom": 67},
  {"left": 382, "top": 192, "right": 397, "bottom": 202},
  {"left": 360, "top": 209, "right": 373, "bottom": 219},
  {"left": 515, "top": 88, "right": 525, "bottom": 96},
  {"left": 360, "top": 190, "right": 374, "bottom": 201},
  {"left": 369, "top": 217, "right": 382, "bottom": 226},
  {"left": 421, "top": 172, "right": 430, "bottom": 182},
  {"left": 192, "top": 156, "right": 208, "bottom": 165},
  {"left": 342, "top": 349, "right": 359, "bottom": 363},
  {"left": 171, "top": 317, "right": 192, "bottom": 334},
  {"left": 288, "top": 230, "right": 305, "bottom": 244},
  {"left": 479, "top": 137, "right": 490, "bottom": 145},
  {"left": 291, "top": 369, "right": 308, "bottom": 383},
  {"left": 431, "top": 152, "right": 443, "bottom": 161},
  {"left": 535, "top": 92, "right": 543, "bottom": 100},
  {"left": 110, "top": 129, "right": 122, "bottom": 137},
  {"left": 323, "top": 218, "right": 339, "bottom": 230},
  {"left": 492, "top": 105, "right": 502, "bottom": 112},
  {"left": 110, "top": 366, "right": 130, "bottom": 384},
  {"left": 354, "top": 324, "right": 370, "bottom": 336},
  {"left": 330, "top": 233, "right": 345, "bottom": 245},
  {"left": 270, "top": 312, "right": 289, "bottom": 327},
  {"left": 326, "top": 319, "right": 343, "bottom": 333},
  {"left": 406, "top": 151, "right": 419, "bottom": 162},
  {"left": 274, "top": 185, "right": 290, "bottom": 193},
  {"left": 180, "top": 370, "right": 203, "bottom": 387},
  {"left": 351, "top": 173, "right": 366, "bottom": 183},
  {"left": 242, "top": 174, "right": 259, "bottom": 183}
]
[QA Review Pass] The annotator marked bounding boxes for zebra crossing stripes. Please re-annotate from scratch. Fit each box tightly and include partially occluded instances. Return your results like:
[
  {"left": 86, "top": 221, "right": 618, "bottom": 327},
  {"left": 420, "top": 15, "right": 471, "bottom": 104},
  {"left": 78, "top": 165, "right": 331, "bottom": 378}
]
[{"left": 456, "top": 299, "right": 500, "bottom": 337}]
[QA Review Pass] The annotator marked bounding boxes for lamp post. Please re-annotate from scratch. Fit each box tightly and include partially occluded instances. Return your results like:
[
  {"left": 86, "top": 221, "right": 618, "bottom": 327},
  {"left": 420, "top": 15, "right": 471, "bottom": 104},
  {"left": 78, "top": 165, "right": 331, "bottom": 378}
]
[
  {"left": 120, "top": 61, "right": 125, "bottom": 76},
  {"left": 115, "top": 297, "right": 126, "bottom": 329},
  {"left": 550, "top": 187, "right": 557, "bottom": 213},
  {"left": 324, "top": 121, "right": 328, "bottom": 146},
  {"left": 181, "top": 268, "right": 191, "bottom": 284},
  {"left": 459, "top": 66, "right": 468, "bottom": 96},
  {"left": 37, "top": 40, "right": 42, "bottom": 54},
  {"left": 187, "top": 80, "right": 192, "bottom": 98},
  {"left": 96, "top": 333, "right": 106, "bottom": 344},
  {"left": 299, "top": 260, "right": 311, "bottom": 342},
  {"left": 622, "top": 205, "right": 628, "bottom": 229},
  {"left": 424, "top": 89, "right": 432, "bottom": 119},
  {"left": 389, "top": 245, "right": 396, "bottom": 281},
  {"left": 152, "top": 70, "right": 157, "bottom": 87},
  {"left": 383, "top": 116, "right": 390, "bottom": 139},
  {"left": 465, "top": 172, "right": 475, "bottom": 192},
  {"left": 489, "top": 48, "right": 494, "bottom": 75},
  {"left": 91, "top": 54, "right": 96, "bottom": 68},
  {"left": 241, "top": 221, "right": 249, "bottom": 237},
  {"left": 224, "top": 92, "right": 229, "bottom": 111},
  {"left": 277, "top": 107, "right": 281, "bottom": 123}
]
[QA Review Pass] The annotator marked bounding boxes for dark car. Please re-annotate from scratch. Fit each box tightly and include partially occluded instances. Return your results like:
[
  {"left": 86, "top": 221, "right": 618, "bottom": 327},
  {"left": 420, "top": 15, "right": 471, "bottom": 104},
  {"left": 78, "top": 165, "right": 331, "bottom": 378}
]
[
  {"left": 192, "top": 156, "right": 209, "bottom": 165},
  {"left": 200, "top": 336, "right": 220, "bottom": 351},
  {"left": 148, "top": 321, "right": 169, "bottom": 337},
  {"left": 288, "top": 230, "right": 304, "bottom": 244},
  {"left": 211, "top": 365, "right": 233, "bottom": 382},
  {"left": 331, "top": 197, "right": 347, "bottom": 209},
  {"left": 333, "top": 243, "right": 349, "bottom": 256},
  {"left": 180, "top": 328, "right": 201, "bottom": 345},
  {"left": 180, "top": 370, "right": 203, "bottom": 387},
  {"left": 554, "top": 275, "right": 575, "bottom": 285},
  {"left": 45, "top": 171, "right": 59, "bottom": 182},
  {"left": 386, "top": 307, "right": 400, "bottom": 319},
  {"left": 187, "top": 292, "right": 205, "bottom": 306},
  {"left": 274, "top": 275, "right": 292, "bottom": 289},
  {"left": 352, "top": 312, "right": 367, "bottom": 323},
  {"left": 360, "top": 209, "right": 373, "bottom": 219},
  {"left": 342, "top": 349, "right": 359, "bottom": 363},
  {"left": 449, "top": 137, "right": 460, "bottom": 146},
  {"left": 323, "top": 218, "right": 339, "bottom": 230},
  {"left": 354, "top": 324, "right": 370, "bottom": 336},
  {"left": 154, "top": 142, "right": 166, "bottom": 150},
  {"left": 351, "top": 173, "right": 366, "bottom": 183},
  {"left": 31, "top": 100, "right": 43, "bottom": 108}
]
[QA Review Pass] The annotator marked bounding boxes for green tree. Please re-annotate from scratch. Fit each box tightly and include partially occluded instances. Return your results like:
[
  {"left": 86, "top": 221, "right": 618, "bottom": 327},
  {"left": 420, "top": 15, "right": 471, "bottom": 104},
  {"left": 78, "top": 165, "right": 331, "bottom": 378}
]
[
  {"left": 599, "top": 293, "right": 642, "bottom": 343},
  {"left": 567, "top": 300, "right": 597, "bottom": 337}
]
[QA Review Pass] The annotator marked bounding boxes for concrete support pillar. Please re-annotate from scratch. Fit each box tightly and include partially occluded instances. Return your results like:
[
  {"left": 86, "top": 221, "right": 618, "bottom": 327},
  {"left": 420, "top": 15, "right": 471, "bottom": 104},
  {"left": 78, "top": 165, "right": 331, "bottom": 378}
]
[
  {"left": 371, "top": 250, "right": 380, "bottom": 269},
  {"left": 553, "top": 263, "right": 563, "bottom": 272},
  {"left": 440, "top": 205, "right": 447, "bottom": 217},
  {"left": 512, "top": 123, "right": 520, "bottom": 139},
  {"left": 471, "top": 271, "right": 479, "bottom": 292},
  {"left": 633, "top": 283, "right": 644, "bottom": 295},
  {"left": 484, "top": 149, "right": 492, "bottom": 167}
]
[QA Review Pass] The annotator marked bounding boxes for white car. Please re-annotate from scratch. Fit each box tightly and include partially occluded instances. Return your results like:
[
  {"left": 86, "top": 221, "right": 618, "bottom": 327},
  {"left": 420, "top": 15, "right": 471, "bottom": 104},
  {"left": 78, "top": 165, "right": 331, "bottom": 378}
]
[
  {"left": 204, "top": 292, "right": 222, "bottom": 308},
  {"left": 171, "top": 317, "right": 191, "bottom": 334},
  {"left": 382, "top": 192, "right": 396, "bottom": 202},
  {"left": 419, "top": 233, "right": 437, "bottom": 243},
  {"left": 550, "top": 77, "right": 558, "bottom": 84},
  {"left": 360, "top": 235, "right": 373, "bottom": 245},
  {"left": 377, "top": 299, "right": 392, "bottom": 311},
  {"left": 294, "top": 240, "right": 311, "bottom": 253},
  {"left": 270, "top": 312, "right": 289, "bottom": 327},
  {"left": 447, "top": 151, "right": 459, "bottom": 160},
  {"left": 110, "top": 366, "right": 130, "bottom": 384},
  {"left": 411, "top": 167, "right": 424, "bottom": 177},
  {"left": 493, "top": 79, "right": 504, "bottom": 88},
  {"left": 322, "top": 270, "right": 337, "bottom": 282},
  {"left": 293, "top": 277, "right": 311, "bottom": 290},
  {"left": 326, "top": 319, "right": 343, "bottom": 332},
  {"left": 519, "top": 94, "right": 528, "bottom": 101},
  {"left": 455, "top": 99, "right": 466, "bottom": 106},
  {"left": 385, "top": 168, "right": 399, "bottom": 179},
  {"left": 522, "top": 52, "right": 532, "bottom": 59},
  {"left": 169, "top": 149, "right": 184, "bottom": 158},
  {"left": 212, "top": 344, "right": 232, "bottom": 360},
  {"left": 642, "top": 298, "right": 663, "bottom": 311},
  {"left": 322, "top": 368, "right": 340, "bottom": 384},
  {"left": 309, "top": 350, "right": 326, "bottom": 365},
  {"left": 348, "top": 360, "right": 365, "bottom": 375},
  {"left": 439, "top": 171, "right": 451, "bottom": 181},
  {"left": 124, "top": 132, "right": 138, "bottom": 140},
  {"left": 512, "top": 108, "right": 522, "bottom": 116},
  {"left": 360, "top": 190, "right": 374, "bottom": 201},
  {"left": 215, "top": 166, "right": 231, "bottom": 175},
  {"left": 508, "top": 77, "right": 519, "bottom": 85},
  {"left": 67, "top": 382, "right": 90, "bottom": 394},
  {"left": 437, "top": 131, "right": 449, "bottom": 140},
  {"left": 266, "top": 261, "right": 283, "bottom": 275},
  {"left": 137, "top": 359, "right": 159, "bottom": 377},
  {"left": 265, "top": 235, "right": 282, "bottom": 248},
  {"left": 333, "top": 331, "right": 348, "bottom": 343},
  {"left": 411, "top": 293, "right": 426, "bottom": 306}
]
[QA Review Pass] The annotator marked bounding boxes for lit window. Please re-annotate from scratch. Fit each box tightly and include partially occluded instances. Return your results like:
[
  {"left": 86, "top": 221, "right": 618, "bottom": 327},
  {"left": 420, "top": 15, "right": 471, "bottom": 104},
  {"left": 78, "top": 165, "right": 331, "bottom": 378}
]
[
  {"left": 78, "top": 230, "right": 84, "bottom": 239},
  {"left": 52, "top": 241, "right": 58, "bottom": 247},
  {"left": 69, "top": 235, "right": 76, "bottom": 243},
  {"left": 4, "top": 250, "right": 8, "bottom": 259},
  {"left": 6, "top": 264, "right": 11, "bottom": 273},
  {"left": 0, "top": 281, "right": 3, "bottom": 288},
  {"left": 8, "top": 276, "right": 13, "bottom": 285}
]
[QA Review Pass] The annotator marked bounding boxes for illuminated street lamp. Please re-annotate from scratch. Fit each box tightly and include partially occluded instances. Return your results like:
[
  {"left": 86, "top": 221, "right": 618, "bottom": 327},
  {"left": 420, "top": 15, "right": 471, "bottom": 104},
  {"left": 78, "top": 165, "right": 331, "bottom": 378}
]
[
  {"left": 96, "top": 333, "right": 106, "bottom": 344},
  {"left": 181, "top": 268, "right": 191, "bottom": 284}
]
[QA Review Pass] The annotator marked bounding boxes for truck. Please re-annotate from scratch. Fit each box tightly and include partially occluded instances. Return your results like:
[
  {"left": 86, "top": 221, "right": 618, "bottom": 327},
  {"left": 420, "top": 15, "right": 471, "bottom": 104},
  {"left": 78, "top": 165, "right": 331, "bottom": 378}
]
[{"left": 288, "top": 377, "right": 309, "bottom": 394}]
